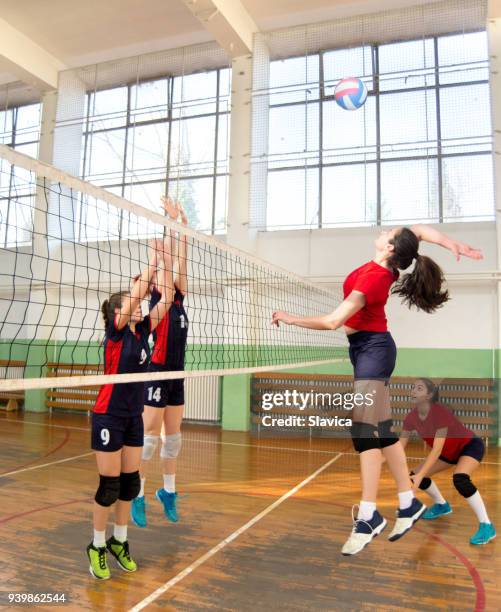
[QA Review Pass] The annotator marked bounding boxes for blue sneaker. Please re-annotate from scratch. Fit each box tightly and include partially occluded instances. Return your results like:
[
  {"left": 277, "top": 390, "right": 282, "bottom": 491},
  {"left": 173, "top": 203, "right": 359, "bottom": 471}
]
[
  {"left": 470, "top": 523, "right": 496, "bottom": 545},
  {"left": 131, "top": 496, "right": 147, "bottom": 528},
  {"left": 341, "top": 508, "right": 387, "bottom": 556},
  {"left": 156, "top": 489, "right": 178, "bottom": 523},
  {"left": 423, "top": 501, "right": 452, "bottom": 520},
  {"left": 388, "top": 498, "right": 426, "bottom": 541}
]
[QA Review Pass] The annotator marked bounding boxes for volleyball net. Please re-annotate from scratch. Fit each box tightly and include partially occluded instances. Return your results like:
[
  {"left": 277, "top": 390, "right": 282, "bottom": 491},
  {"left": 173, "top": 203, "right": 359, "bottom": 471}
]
[{"left": 0, "top": 145, "right": 347, "bottom": 392}]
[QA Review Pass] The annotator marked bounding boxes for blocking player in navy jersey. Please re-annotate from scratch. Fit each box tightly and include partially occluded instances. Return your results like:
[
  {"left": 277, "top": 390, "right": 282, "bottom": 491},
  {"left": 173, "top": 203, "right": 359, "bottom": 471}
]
[
  {"left": 131, "top": 197, "right": 189, "bottom": 528},
  {"left": 86, "top": 236, "right": 174, "bottom": 580}
]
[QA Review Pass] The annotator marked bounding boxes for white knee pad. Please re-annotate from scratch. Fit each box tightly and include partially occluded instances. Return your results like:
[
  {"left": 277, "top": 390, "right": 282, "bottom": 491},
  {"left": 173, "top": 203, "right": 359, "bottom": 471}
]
[
  {"left": 142, "top": 434, "right": 159, "bottom": 460},
  {"left": 160, "top": 433, "right": 182, "bottom": 459}
]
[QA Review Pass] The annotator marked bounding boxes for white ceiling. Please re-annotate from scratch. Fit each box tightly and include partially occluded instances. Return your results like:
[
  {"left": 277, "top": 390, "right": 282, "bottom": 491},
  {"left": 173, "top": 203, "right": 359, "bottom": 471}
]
[{"left": 0, "top": 0, "right": 441, "bottom": 86}]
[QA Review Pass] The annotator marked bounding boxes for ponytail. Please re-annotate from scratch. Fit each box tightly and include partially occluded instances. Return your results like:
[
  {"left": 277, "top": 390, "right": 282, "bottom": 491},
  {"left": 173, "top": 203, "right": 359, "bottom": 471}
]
[
  {"left": 101, "top": 291, "right": 129, "bottom": 327},
  {"left": 389, "top": 228, "right": 449, "bottom": 313}
]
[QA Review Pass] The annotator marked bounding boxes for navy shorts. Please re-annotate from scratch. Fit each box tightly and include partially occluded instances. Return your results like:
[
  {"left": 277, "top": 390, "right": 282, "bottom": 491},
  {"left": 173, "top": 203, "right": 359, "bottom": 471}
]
[
  {"left": 91, "top": 412, "right": 144, "bottom": 452},
  {"left": 144, "top": 373, "right": 185, "bottom": 408},
  {"left": 440, "top": 436, "right": 485, "bottom": 465},
  {"left": 348, "top": 331, "right": 397, "bottom": 381}
]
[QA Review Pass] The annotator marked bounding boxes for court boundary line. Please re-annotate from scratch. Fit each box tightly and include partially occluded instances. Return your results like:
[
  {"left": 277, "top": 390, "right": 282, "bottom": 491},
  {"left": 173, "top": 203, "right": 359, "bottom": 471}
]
[
  {"left": 128, "top": 452, "right": 344, "bottom": 611},
  {"left": 2, "top": 417, "right": 501, "bottom": 465},
  {"left": 0, "top": 451, "right": 93, "bottom": 479}
]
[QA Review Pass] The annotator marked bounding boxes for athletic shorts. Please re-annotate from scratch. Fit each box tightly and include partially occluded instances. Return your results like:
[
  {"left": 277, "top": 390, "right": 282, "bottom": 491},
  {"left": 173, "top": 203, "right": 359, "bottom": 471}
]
[
  {"left": 440, "top": 436, "right": 485, "bottom": 465},
  {"left": 91, "top": 413, "right": 144, "bottom": 452},
  {"left": 348, "top": 331, "right": 397, "bottom": 381},
  {"left": 144, "top": 375, "right": 185, "bottom": 408}
]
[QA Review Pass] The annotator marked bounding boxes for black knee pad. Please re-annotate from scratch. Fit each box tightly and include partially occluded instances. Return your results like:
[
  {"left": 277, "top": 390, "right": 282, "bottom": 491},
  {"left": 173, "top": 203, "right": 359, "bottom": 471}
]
[
  {"left": 351, "top": 421, "right": 380, "bottom": 453},
  {"left": 453, "top": 473, "right": 477, "bottom": 498},
  {"left": 95, "top": 475, "right": 121, "bottom": 507},
  {"left": 378, "top": 419, "right": 398, "bottom": 448},
  {"left": 409, "top": 472, "right": 431, "bottom": 490},
  {"left": 118, "top": 470, "right": 141, "bottom": 501}
]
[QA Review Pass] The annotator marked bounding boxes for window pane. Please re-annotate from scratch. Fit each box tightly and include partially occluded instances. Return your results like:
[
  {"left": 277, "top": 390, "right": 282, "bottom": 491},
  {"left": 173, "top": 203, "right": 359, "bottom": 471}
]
[
  {"left": 381, "top": 159, "right": 439, "bottom": 223},
  {"left": 6, "top": 195, "right": 34, "bottom": 246},
  {"left": 173, "top": 72, "right": 217, "bottom": 116},
  {"left": 130, "top": 79, "right": 169, "bottom": 122},
  {"left": 122, "top": 182, "right": 165, "bottom": 238},
  {"left": 269, "top": 103, "right": 319, "bottom": 163},
  {"left": 219, "top": 68, "right": 231, "bottom": 98},
  {"left": 170, "top": 116, "right": 216, "bottom": 173},
  {"left": 322, "top": 164, "right": 377, "bottom": 226},
  {"left": 88, "top": 87, "right": 128, "bottom": 130},
  {"left": 168, "top": 176, "right": 214, "bottom": 232},
  {"left": 438, "top": 32, "right": 489, "bottom": 84},
  {"left": 379, "top": 39, "right": 435, "bottom": 91},
  {"left": 442, "top": 155, "right": 494, "bottom": 221},
  {"left": 269, "top": 55, "right": 319, "bottom": 105},
  {"left": 0, "top": 110, "right": 13, "bottom": 143},
  {"left": 380, "top": 90, "right": 437, "bottom": 158},
  {"left": 323, "top": 46, "right": 373, "bottom": 92},
  {"left": 267, "top": 168, "right": 318, "bottom": 230},
  {"left": 440, "top": 84, "right": 491, "bottom": 147},
  {"left": 14, "top": 104, "right": 41, "bottom": 144},
  {"left": 125, "top": 123, "right": 169, "bottom": 183},
  {"left": 323, "top": 97, "right": 376, "bottom": 164},
  {"left": 84, "top": 129, "right": 126, "bottom": 184}
]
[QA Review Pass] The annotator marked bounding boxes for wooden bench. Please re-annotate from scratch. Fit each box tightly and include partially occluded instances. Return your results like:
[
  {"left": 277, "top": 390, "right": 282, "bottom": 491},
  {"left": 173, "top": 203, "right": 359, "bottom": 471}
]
[
  {"left": 0, "top": 360, "right": 26, "bottom": 411},
  {"left": 251, "top": 373, "right": 497, "bottom": 442},
  {"left": 46, "top": 362, "right": 102, "bottom": 414}
]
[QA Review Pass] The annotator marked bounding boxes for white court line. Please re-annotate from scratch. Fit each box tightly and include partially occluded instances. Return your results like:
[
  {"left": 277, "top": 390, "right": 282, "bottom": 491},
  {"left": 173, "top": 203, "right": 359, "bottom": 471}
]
[
  {"left": 128, "top": 452, "right": 343, "bottom": 612},
  {"left": 2, "top": 417, "right": 501, "bottom": 465},
  {"left": 0, "top": 451, "right": 93, "bottom": 479}
]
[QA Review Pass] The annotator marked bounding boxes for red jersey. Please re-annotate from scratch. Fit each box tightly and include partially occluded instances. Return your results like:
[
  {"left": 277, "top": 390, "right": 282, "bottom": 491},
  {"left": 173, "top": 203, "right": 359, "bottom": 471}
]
[
  {"left": 343, "top": 261, "right": 398, "bottom": 332},
  {"left": 403, "top": 403, "right": 474, "bottom": 462}
]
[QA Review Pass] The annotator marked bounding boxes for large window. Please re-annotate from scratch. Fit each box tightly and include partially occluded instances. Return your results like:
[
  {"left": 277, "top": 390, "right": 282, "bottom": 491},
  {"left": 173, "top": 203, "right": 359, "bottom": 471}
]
[
  {"left": 80, "top": 68, "right": 231, "bottom": 237},
  {"left": 264, "top": 31, "right": 493, "bottom": 230},
  {"left": 0, "top": 103, "right": 41, "bottom": 247}
]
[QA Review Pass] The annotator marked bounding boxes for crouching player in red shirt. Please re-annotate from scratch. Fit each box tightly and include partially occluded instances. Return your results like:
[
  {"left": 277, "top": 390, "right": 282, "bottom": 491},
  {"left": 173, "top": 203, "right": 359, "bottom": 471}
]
[
  {"left": 401, "top": 378, "right": 496, "bottom": 545},
  {"left": 86, "top": 236, "right": 175, "bottom": 580}
]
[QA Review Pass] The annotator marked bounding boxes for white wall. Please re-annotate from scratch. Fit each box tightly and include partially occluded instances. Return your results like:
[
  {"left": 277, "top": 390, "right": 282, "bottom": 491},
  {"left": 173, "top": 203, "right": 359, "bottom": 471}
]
[{"left": 256, "top": 221, "right": 498, "bottom": 350}]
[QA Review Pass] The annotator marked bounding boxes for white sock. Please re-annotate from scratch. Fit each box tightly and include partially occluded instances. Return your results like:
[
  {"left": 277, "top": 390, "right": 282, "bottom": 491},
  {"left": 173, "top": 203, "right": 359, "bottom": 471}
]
[
  {"left": 138, "top": 477, "right": 145, "bottom": 498},
  {"left": 163, "top": 473, "right": 176, "bottom": 493},
  {"left": 422, "top": 480, "right": 446, "bottom": 504},
  {"left": 114, "top": 524, "right": 127, "bottom": 543},
  {"left": 398, "top": 490, "right": 414, "bottom": 510},
  {"left": 466, "top": 491, "right": 490, "bottom": 524},
  {"left": 357, "top": 501, "right": 376, "bottom": 521},
  {"left": 93, "top": 529, "right": 106, "bottom": 548}
]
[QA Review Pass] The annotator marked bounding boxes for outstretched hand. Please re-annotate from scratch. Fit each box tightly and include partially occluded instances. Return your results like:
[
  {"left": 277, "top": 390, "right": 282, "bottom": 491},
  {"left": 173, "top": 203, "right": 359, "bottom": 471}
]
[
  {"left": 449, "top": 240, "right": 483, "bottom": 261},
  {"left": 161, "top": 195, "right": 178, "bottom": 220},
  {"left": 271, "top": 310, "right": 293, "bottom": 327}
]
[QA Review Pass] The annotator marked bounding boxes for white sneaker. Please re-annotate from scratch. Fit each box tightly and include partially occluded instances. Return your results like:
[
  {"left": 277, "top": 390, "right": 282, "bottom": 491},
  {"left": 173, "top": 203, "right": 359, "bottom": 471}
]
[
  {"left": 341, "top": 506, "right": 387, "bottom": 556},
  {"left": 388, "top": 498, "right": 426, "bottom": 542}
]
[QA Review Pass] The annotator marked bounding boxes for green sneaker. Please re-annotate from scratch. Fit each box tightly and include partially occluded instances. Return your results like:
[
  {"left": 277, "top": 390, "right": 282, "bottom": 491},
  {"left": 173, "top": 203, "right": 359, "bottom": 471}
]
[
  {"left": 106, "top": 536, "right": 137, "bottom": 572},
  {"left": 86, "top": 542, "right": 110, "bottom": 580},
  {"left": 470, "top": 523, "right": 496, "bottom": 545}
]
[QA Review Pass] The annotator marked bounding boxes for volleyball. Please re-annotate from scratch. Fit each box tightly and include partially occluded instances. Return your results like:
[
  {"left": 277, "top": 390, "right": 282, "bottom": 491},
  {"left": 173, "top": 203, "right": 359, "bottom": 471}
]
[{"left": 334, "top": 77, "right": 368, "bottom": 110}]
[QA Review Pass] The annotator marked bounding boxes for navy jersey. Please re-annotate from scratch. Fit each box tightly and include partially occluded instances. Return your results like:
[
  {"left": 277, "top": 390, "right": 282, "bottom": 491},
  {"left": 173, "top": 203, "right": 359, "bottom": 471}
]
[
  {"left": 150, "top": 286, "right": 188, "bottom": 370},
  {"left": 93, "top": 316, "right": 151, "bottom": 417}
]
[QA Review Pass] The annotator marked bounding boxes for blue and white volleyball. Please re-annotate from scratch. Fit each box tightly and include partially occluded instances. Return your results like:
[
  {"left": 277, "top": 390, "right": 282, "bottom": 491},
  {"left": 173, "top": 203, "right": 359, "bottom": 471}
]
[{"left": 334, "top": 77, "right": 368, "bottom": 110}]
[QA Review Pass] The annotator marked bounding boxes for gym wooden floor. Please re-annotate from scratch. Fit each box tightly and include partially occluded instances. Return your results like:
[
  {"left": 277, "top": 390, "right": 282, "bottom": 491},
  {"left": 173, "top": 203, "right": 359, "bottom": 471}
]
[{"left": 1, "top": 411, "right": 499, "bottom": 612}]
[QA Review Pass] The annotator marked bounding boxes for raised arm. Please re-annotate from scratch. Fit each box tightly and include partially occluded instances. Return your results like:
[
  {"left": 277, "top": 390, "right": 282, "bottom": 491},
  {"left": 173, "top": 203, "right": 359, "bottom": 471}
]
[
  {"left": 272, "top": 291, "right": 365, "bottom": 330},
  {"left": 410, "top": 224, "right": 483, "bottom": 261},
  {"left": 115, "top": 241, "right": 158, "bottom": 330},
  {"left": 149, "top": 232, "right": 175, "bottom": 331},
  {"left": 174, "top": 202, "right": 189, "bottom": 296}
]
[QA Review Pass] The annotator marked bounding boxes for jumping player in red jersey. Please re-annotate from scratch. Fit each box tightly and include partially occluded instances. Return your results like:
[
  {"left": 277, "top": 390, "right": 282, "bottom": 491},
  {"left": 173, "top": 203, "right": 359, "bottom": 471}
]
[
  {"left": 401, "top": 378, "right": 496, "bottom": 545},
  {"left": 131, "top": 197, "right": 189, "bottom": 528},
  {"left": 272, "top": 225, "right": 483, "bottom": 555},
  {"left": 86, "top": 236, "right": 175, "bottom": 580}
]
